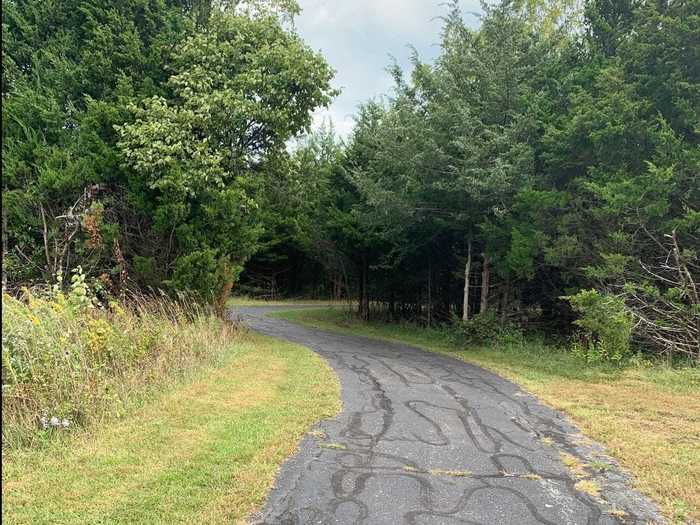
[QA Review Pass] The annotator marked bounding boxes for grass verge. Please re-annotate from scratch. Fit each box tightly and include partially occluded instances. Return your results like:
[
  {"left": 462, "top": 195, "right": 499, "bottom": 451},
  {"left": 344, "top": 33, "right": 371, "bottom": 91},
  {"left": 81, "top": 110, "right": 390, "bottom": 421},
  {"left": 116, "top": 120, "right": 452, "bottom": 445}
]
[
  {"left": 2, "top": 330, "right": 340, "bottom": 524},
  {"left": 228, "top": 295, "right": 353, "bottom": 307},
  {"left": 275, "top": 307, "right": 700, "bottom": 524}
]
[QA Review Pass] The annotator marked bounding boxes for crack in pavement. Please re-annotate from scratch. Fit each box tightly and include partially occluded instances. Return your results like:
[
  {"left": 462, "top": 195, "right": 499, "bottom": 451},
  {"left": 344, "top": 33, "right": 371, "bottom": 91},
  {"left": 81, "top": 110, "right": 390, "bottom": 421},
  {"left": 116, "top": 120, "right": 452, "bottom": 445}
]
[{"left": 236, "top": 307, "right": 665, "bottom": 525}]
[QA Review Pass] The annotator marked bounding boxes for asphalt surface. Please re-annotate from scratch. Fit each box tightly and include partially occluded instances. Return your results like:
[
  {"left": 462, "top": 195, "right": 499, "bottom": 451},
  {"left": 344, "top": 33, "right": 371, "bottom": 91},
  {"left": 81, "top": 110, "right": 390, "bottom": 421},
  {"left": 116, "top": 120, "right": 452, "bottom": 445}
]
[{"left": 235, "top": 306, "right": 665, "bottom": 525}]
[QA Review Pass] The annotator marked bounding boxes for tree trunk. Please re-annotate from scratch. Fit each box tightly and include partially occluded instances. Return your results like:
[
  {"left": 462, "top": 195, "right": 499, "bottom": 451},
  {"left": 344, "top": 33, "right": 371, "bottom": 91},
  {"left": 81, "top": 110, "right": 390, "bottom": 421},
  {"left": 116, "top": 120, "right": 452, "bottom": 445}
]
[
  {"left": 480, "top": 253, "right": 490, "bottom": 314},
  {"left": 214, "top": 259, "right": 236, "bottom": 318},
  {"left": 500, "top": 277, "right": 510, "bottom": 322},
  {"left": 215, "top": 279, "right": 234, "bottom": 318},
  {"left": 358, "top": 259, "right": 364, "bottom": 317},
  {"left": 427, "top": 257, "right": 432, "bottom": 326},
  {"left": 359, "top": 252, "right": 369, "bottom": 320},
  {"left": 462, "top": 239, "right": 472, "bottom": 321},
  {"left": 363, "top": 258, "right": 369, "bottom": 320},
  {"left": 332, "top": 275, "right": 341, "bottom": 300}
]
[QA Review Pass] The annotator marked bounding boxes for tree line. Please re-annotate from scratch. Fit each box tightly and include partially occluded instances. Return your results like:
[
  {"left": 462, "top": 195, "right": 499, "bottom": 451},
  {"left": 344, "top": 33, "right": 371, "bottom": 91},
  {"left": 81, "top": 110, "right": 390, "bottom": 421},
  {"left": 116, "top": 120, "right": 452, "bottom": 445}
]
[
  {"left": 3, "top": 0, "right": 698, "bottom": 360},
  {"left": 247, "top": 0, "right": 699, "bottom": 360}
]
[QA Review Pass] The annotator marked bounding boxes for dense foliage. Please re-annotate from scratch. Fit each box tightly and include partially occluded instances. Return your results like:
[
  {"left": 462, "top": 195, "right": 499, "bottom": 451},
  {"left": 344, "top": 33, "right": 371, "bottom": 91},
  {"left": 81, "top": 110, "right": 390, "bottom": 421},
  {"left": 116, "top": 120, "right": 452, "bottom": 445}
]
[
  {"left": 247, "top": 0, "right": 699, "bottom": 360},
  {"left": 2, "top": 0, "right": 334, "bottom": 310},
  {"left": 1, "top": 275, "right": 235, "bottom": 448},
  {"left": 3, "top": 0, "right": 698, "bottom": 360}
]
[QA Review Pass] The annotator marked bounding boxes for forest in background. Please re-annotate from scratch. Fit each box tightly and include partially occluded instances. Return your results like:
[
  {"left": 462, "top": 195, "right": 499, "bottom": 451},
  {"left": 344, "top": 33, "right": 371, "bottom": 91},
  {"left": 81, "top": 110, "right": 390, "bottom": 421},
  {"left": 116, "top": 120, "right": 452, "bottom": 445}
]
[{"left": 3, "top": 0, "right": 699, "bottom": 362}]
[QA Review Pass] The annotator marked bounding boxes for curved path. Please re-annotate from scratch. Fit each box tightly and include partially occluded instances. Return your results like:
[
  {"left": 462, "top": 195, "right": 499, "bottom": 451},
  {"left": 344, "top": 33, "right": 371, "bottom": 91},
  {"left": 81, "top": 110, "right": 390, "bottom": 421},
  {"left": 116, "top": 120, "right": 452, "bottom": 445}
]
[{"left": 235, "top": 307, "right": 664, "bottom": 525}]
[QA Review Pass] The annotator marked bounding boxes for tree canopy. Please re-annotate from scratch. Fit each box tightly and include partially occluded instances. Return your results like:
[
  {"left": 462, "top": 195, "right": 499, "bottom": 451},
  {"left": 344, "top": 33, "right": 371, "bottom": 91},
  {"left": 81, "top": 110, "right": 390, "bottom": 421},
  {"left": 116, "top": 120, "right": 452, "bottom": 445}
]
[
  {"left": 3, "top": 0, "right": 334, "bottom": 311},
  {"left": 3, "top": 0, "right": 698, "bottom": 359},
  {"left": 247, "top": 0, "right": 698, "bottom": 359}
]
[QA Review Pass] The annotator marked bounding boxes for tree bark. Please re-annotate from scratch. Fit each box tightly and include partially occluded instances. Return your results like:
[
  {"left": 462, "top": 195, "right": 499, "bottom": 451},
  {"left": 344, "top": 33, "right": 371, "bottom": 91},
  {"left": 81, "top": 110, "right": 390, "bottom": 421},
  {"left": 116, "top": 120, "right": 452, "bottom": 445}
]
[
  {"left": 427, "top": 257, "right": 432, "bottom": 326},
  {"left": 214, "top": 259, "right": 235, "bottom": 318},
  {"left": 500, "top": 277, "right": 510, "bottom": 322},
  {"left": 359, "top": 251, "right": 369, "bottom": 320},
  {"left": 358, "top": 263, "right": 364, "bottom": 317},
  {"left": 363, "top": 257, "right": 369, "bottom": 320},
  {"left": 480, "top": 253, "right": 490, "bottom": 314},
  {"left": 215, "top": 279, "right": 234, "bottom": 318},
  {"left": 332, "top": 274, "right": 341, "bottom": 300},
  {"left": 462, "top": 239, "right": 472, "bottom": 321}
]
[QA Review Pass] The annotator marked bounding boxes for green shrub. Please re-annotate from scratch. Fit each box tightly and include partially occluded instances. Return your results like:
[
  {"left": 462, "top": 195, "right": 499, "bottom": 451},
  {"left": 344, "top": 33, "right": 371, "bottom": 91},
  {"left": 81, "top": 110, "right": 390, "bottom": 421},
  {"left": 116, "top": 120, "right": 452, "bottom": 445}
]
[
  {"left": 451, "top": 310, "right": 524, "bottom": 347},
  {"left": 132, "top": 256, "right": 160, "bottom": 288},
  {"left": 565, "top": 289, "right": 633, "bottom": 363},
  {"left": 167, "top": 250, "right": 220, "bottom": 300}
]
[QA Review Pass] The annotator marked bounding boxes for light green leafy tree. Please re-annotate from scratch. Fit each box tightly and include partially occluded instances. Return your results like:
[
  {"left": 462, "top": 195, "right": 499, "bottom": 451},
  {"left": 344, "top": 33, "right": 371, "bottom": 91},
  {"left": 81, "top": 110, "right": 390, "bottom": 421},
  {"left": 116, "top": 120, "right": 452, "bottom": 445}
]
[{"left": 117, "top": 6, "right": 335, "bottom": 309}]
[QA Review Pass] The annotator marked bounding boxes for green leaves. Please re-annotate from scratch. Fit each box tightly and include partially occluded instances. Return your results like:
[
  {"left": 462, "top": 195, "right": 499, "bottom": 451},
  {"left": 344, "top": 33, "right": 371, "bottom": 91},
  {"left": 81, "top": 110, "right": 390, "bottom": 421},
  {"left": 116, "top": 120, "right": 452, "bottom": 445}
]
[
  {"left": 4, "top": 0, "right": 334, "bottom": 306},
  {"left": 267, "top": 0, "right": 697, "bottom": 360},
  {"left": 565, "top": 289, "right": 634, "bottom": 362},
  {"left": 115, "top": 8, "right": 335, "bottom": 301},
  {"left": 4, "top": 0, "right": 697, "bottom": 357}
]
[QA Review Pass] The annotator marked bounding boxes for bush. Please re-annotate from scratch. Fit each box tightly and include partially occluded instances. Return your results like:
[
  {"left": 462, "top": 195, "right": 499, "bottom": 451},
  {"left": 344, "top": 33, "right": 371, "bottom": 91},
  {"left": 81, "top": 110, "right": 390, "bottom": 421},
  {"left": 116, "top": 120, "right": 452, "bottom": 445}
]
[
  {"left": 565, "top": 289, "right": 633, "bottom": 363},
  {"left": 450, "top": 310, "right": 524, "bottom": 347},
  {"left": 1, "top": 271, "right": 237, "bottom": 449},
  {"left": 132, "top": 256, "right": 161, "bottom": 288},
  {"left": 167, "top": 250, "right": 221, "bottom": 301}
]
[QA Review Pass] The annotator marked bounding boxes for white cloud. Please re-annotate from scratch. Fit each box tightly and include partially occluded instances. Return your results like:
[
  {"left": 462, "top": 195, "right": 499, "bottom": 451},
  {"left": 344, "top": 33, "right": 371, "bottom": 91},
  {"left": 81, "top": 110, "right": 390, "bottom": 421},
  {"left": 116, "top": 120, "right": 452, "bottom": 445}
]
[
  {"left": 311, "top": 106, "right": 357, "bottom": 140},
  {"left": 294, "top": 0, "right": 482, "bottom": 138}
]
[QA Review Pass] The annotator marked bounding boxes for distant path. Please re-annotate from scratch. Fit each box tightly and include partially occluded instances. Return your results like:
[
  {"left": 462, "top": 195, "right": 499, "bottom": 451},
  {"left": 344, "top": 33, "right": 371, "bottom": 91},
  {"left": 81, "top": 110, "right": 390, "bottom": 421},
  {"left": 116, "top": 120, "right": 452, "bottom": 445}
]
[{"left": 234, "top": 306, "right": 663, "bottom": 525}]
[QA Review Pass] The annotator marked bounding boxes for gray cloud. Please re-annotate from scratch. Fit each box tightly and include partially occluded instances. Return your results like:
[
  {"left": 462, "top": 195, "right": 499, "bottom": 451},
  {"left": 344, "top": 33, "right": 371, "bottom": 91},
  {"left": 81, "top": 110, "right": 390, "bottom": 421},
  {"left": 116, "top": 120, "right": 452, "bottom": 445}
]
[{"left": 294, "top": 0, "right": 482, "bottom": 138}]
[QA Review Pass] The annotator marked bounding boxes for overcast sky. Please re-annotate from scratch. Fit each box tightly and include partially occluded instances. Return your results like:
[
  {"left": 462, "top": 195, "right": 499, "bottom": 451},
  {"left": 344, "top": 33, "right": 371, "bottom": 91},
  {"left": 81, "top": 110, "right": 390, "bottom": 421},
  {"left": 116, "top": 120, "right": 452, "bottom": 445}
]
[{"left": 294, "top": 0, "right": 482, "bottom": 138}]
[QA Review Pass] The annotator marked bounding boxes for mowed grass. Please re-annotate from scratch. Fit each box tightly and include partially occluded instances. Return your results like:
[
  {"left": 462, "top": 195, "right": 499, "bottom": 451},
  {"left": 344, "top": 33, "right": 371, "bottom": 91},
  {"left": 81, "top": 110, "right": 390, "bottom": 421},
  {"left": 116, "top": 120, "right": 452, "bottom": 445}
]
[
  {"left": 275, "top": 307, "right": 700, "bottom": 524},
  {"left": 228, "top": 296, "right": 353, "bottom": 307},
  {"left": 2, "top": 330, "right": 340, "bottom": 525}
]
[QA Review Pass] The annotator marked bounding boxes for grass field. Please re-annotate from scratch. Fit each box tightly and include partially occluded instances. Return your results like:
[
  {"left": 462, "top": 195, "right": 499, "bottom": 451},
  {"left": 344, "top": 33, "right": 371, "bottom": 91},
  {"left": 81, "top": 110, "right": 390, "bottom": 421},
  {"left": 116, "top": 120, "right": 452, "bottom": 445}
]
[
  {"left": 2, "top": 331, "right": 340, "bottom": 524},
  {"left": 275, "top": 307, "right": 700, "bottom": 524}
]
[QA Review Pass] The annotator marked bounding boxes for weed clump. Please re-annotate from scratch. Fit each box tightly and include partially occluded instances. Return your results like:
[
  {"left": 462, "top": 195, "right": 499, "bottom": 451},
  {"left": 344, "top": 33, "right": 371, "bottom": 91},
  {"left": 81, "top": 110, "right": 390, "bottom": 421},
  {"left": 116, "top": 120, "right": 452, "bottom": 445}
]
[{"left": 2, "top": 269, "right": 237, "bottom": 449}]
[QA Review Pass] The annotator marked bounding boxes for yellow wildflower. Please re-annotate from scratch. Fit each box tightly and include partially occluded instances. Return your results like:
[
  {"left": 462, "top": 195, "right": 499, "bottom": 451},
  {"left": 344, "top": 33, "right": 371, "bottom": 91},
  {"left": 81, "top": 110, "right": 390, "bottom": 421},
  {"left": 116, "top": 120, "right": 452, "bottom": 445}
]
[{"left": 85, "top": 318, "right": 112, "bottom": 355}]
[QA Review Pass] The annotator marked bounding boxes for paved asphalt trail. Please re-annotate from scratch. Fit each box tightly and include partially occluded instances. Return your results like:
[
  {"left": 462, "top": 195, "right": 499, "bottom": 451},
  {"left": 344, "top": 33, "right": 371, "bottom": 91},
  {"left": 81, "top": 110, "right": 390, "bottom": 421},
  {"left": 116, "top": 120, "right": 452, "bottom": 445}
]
[{"left": 235, "top": 307, "right": 664, "bottom": 525}]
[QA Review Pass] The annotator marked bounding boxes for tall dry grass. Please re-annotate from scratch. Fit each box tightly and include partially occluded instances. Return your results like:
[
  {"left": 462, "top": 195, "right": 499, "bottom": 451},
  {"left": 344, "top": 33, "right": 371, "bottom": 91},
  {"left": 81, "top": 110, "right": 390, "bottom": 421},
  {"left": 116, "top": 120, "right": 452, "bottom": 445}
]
[{"left": 2, "top": 274, "right": 238, "bottom": 449}]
